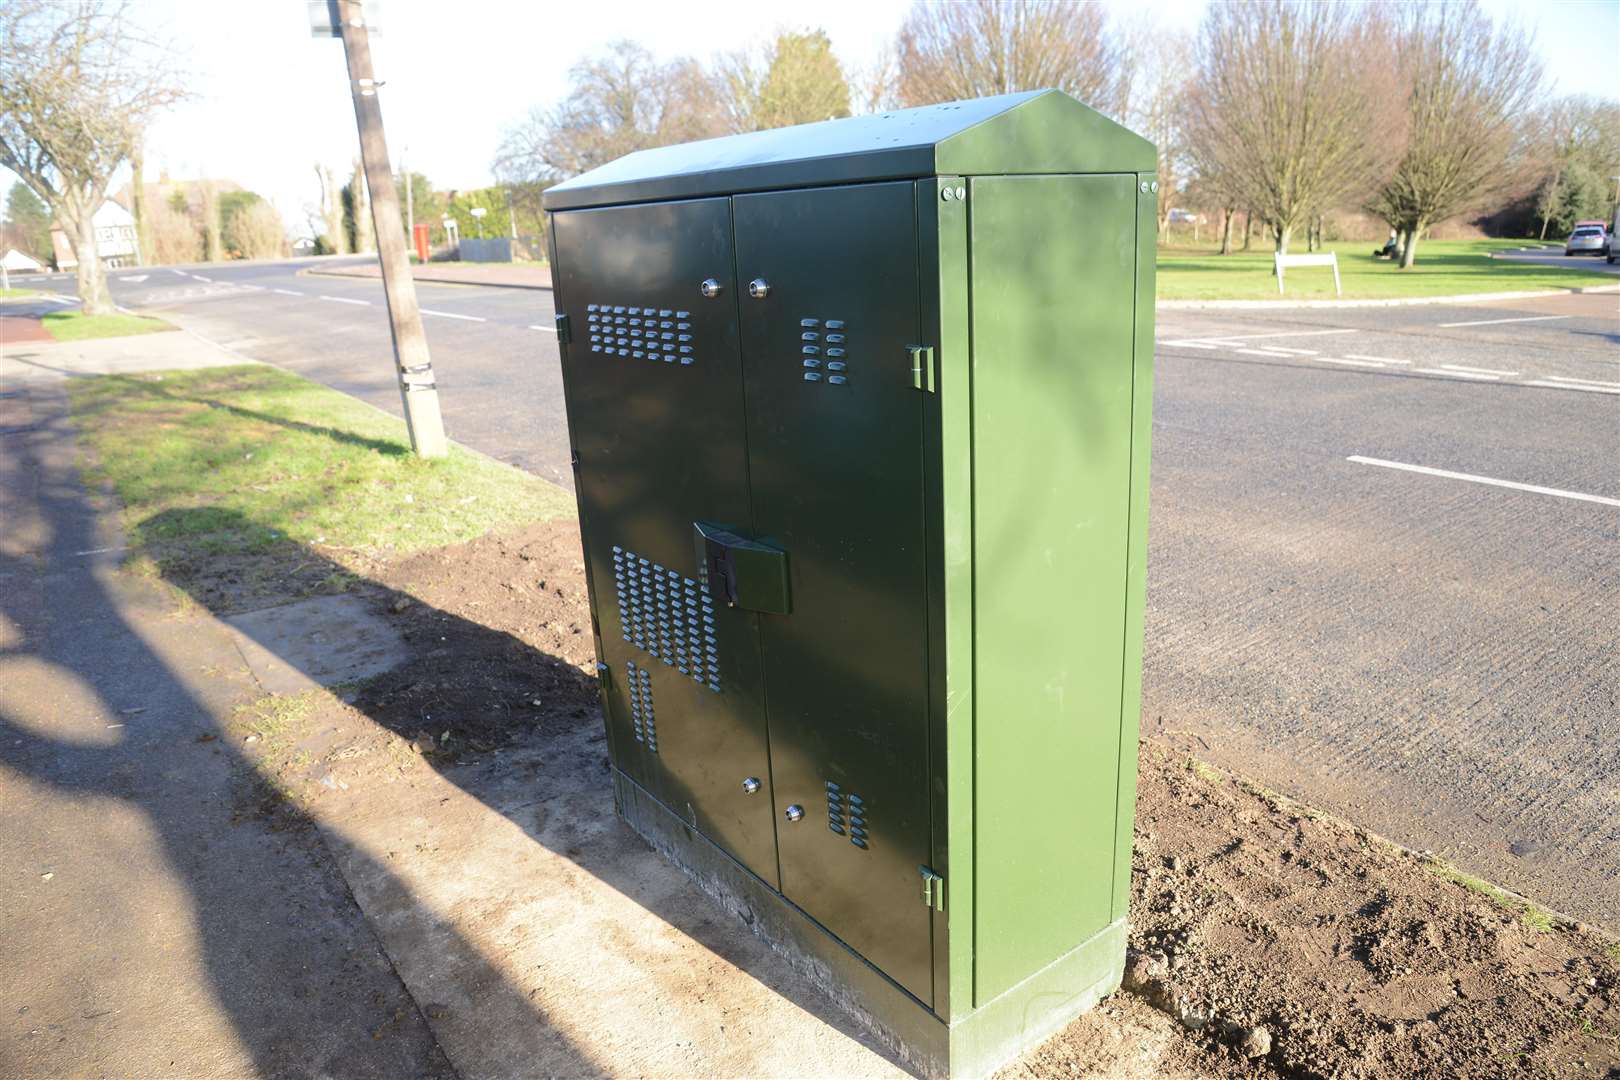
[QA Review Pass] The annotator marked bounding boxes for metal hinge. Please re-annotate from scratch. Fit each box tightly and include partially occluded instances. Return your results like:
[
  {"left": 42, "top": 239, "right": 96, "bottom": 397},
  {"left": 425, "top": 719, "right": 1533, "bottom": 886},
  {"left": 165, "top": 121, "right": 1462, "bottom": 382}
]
[
  {"left": 908, "top": 345, "right": 936, "bottom": 393},
  {"left": 555, "top": 313, "right": 571, "bottom": 344},
  {"left": 920, "top": 865, "right": 945, "bottom": 911}
]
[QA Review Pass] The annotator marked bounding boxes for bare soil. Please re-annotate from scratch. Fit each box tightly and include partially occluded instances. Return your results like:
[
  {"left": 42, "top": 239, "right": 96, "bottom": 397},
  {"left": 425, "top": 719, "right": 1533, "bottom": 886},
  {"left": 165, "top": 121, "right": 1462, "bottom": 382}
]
[{"left": 221, "top": 519, "right": 1619, "bottom": 1079}]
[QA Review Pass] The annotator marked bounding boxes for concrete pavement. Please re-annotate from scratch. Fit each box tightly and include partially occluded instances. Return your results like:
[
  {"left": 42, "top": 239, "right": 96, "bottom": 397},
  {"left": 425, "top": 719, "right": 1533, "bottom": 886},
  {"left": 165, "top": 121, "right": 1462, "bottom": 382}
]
[{"left": 0, "top": 336, "right": 449, "bottom": 1076}]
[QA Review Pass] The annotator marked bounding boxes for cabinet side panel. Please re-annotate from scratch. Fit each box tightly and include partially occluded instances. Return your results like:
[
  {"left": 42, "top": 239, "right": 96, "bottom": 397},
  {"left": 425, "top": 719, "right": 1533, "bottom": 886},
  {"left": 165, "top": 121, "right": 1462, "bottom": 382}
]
[
  {"left": 1112, "top": 179, "right": 1157, "bottom": 922},
  {"left": 967, "top": 174, "right": 1138, "bottom": 1005}
]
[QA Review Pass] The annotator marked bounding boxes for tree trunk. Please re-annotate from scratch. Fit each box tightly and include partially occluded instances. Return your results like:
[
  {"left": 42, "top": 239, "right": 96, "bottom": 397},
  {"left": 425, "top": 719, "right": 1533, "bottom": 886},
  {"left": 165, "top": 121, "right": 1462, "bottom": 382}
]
[
  {"left": 1400, "top": 226, "right": 1420, "bottom": 269},
  {"left": 131, "top": 141, "right": 151, "bottom": 267},
  {"left": 1219, "top": 207, "right": 1234, "bottom": 255},
  {"left": 72, "top": 207, "right": 114, "bottom": 316},
  {"left": 201, "top": 182, "right": 222, "bottom": 262},
  {"left": 1242, "top": 210, "right": 1253, "bottom": 251},
  {"left": 1274, "top": 223, "right": 1293, "bottom": 256}
]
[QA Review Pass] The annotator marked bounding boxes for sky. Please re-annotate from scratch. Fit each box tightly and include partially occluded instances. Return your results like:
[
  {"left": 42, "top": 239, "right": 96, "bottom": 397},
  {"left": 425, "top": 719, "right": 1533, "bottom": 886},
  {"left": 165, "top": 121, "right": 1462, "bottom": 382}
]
[{"left": 5, "top": 0, "right": 1617, "bottom": 238}]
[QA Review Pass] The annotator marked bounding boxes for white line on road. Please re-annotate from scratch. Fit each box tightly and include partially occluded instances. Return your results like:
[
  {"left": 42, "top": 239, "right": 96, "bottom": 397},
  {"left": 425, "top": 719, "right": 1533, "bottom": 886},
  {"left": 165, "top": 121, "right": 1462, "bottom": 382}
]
[
  {"left": 170, "top": 268, "right": 188, "bottom": 277},
  {"left": 529, "top": 324, "right": 558, "bottom": 332},
  {"left": 1546, "top": 374, "right": 1620, "bottom": 389},
  {"left": 420, "top": 308, "right": 486, "bottom": 322},
  {"left": 1162, "top": 341, "right": 1218, "bottom": 349},
  {"left": 1437, "top": 314, "right": 1569, "bottom": 328},
  {"left": 1344, "top": 354, "right": 1411, "bottom": 364},
  {"left": 1442, "top": 364, "right": 1519, "bottom": 376},
  {"left": 1255, "top": 346, "right": 1320, "bottom": 355},
  {"left": 1347, "top": 456, "right": 1620, "bottom": 508},
  {"left": 272, "top": 288, "right": 303, "bottom": 296},
  {"left": 1166, "top": 328, "right": 1358, "bottom": 345},
  {"left": 46, "top": 294, "right": 78, "bottom": 304},
  {"left": 192, "top": 274, "right": 212, "bottom": 282},
  {"left": 319, "top": 295, "right": 370, "bottom": 306},
  {"left": 1415, "top": 367, "right": 1498, "bottom": 380},
  {"left": 1312, "top": 356, "right": 1386, "bottom": 367},
  {"left": 1524, "top": 380, "right": 1620, "bottom": 395},
  {"left": 1235, "top": 348, "right": 1290, "bottom": 357}
]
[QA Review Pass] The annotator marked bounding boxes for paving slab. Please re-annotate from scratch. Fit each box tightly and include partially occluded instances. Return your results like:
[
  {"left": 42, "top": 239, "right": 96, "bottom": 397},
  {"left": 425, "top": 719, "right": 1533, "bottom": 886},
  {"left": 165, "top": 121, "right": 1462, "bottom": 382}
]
[{"left": 224, "top": 593, "right": 409, "bottom": 694}]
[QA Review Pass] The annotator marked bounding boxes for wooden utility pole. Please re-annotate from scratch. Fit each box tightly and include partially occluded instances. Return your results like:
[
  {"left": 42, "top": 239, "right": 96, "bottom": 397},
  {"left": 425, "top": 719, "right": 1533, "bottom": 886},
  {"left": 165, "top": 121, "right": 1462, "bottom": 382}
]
[{"left": 334, "top": 0, "right": 447, "bottom": 458}]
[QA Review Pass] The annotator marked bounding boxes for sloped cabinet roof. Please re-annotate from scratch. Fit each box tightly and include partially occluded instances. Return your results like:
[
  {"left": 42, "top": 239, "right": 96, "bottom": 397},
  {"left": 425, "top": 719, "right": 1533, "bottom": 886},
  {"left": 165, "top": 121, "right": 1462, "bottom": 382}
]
[{"left": 542, "top": 89, "right": 1156, "bottom": 211}]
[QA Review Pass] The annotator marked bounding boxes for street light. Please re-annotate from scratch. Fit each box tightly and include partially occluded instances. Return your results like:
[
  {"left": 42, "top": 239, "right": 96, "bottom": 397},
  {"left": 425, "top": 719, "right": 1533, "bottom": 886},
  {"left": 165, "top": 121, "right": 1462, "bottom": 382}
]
[{"left": 470, "top": 205, "right": 487, "bottom": 239}]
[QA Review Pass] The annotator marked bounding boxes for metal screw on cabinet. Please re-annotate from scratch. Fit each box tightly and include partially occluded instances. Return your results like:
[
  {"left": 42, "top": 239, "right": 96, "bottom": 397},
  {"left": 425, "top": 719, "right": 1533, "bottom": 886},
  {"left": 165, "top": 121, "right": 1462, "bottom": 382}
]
[
  {"left": 700, "top": 277, "right": 723, "bottom": 297},
  {"left": 954, "top": 186, "right": 965, "bottom": 201},
  {"left": 1140, "top": 180, "right": 1150, "bottom": 193},
  {"left": 942, "top": 187, "right": 955, "bottom": 202},
  {"left": 741, "top": 777, "right": 761, "bottom": 795},
  {"left": 784, "top": 804, "right": 804, "bottom": 822},
  {"left": 1150, "top": 181, "right": 1159, "bottom": 193},
  {"left": 748, "top": 278, "right": 770, "bottom": 299}
]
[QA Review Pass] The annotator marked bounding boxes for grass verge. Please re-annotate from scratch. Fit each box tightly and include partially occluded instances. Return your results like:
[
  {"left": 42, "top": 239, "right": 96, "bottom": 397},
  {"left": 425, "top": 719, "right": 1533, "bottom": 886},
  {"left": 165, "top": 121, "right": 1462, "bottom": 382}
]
[
  {"left": 70, "top": 363, "right": 575, "bottom": 610},
  {"left": 44, "top": 309, "right": 176, "bottom": 341},
  {"left": 1424, "top": 854, "right": 1562, "bottom": 932},
  {"left": 0, "top": 286, "right": 39, "bottom": 298},
  {"left": 1156, "top": 238, "right": 1615, "bottom": 300}
]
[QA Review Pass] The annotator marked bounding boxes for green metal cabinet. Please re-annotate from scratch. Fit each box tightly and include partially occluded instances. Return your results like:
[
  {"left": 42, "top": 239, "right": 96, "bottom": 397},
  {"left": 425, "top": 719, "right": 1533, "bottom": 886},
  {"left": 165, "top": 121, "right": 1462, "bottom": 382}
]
[{"left": 543, "top": 89, "right": 1157, "bottom": 1079}]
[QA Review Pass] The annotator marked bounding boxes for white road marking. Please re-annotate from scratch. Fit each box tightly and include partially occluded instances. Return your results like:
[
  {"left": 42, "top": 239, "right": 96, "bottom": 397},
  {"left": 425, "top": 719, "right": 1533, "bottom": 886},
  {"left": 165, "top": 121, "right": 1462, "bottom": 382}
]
[
  {"left": 420, "top": 308, "right": 485, "bottom": 322},
  {"left": 1347, "top": 456, "right": 1620, "bottom": 508},
  {"left": 1344, "top": 354, "right": 1411, "bottom": 364},
  {"left": 119, "top": 274, "right": 149, "bottom": 283},
  {"left": 1312, "top": 356, "right": 1386, "bottom": 367},
  {"left": 46, "top": 294, "right": 78, "bottom": 304},
  {"left": 1235, "top": 348, "right": 1288, "bottom": 357},
  {"left": 192, "top": 274, "right": 212, "bottom": 283},
  {"left": 272, "top": 288, "right": 303, "bottom": 296},
  {"left": 1255, "top": 346, "right": 1320, "bottom": 355},
  {"left": 1525, "top": 380, "right": 1620, "bottom": 395},
  {"left": 1437, "top": 314, "right": 1569, "bottom": 328},
  {"left": 1416, "top": 367, "right": 1498, "bottom": 380},
  {"left": 529, "top": 324, "right": 558, "bottom": 333},
  {"left": 1545, "top": 375, "right": 1620, "bottom": 389},
  {"left": 169, "top": 268, "right": 188, "bottom": 277},
  {"left": 1162, "top": 341, "right": 1218, "bottom": 349},
  {"left": 1165, "top": 328, "right": 1358, "bottom": 345},
  {"left": 1441, "top": 364, "right": 1518, "bottom": 376},
  {"left": 319, "top": 295, "right": 370, "bottom": 306}
]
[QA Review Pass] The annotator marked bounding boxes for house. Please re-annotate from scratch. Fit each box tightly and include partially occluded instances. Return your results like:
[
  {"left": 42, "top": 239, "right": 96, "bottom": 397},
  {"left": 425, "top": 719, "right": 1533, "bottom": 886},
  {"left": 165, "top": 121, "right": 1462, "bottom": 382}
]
[
  {"left": 50, "top": 199, "right": 139, "bottom": 270},
  {"left": 2, "top": 248, "right": 44, "bottom": 272}
]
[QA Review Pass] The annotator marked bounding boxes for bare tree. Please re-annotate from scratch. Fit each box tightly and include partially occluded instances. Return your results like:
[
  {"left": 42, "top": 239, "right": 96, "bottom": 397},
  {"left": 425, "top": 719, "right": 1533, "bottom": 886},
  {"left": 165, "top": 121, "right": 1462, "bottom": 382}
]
[
  {"left": 493, "top": 41, "right": 728, "bottom": 185},
  {"left": 1122, "top": 19, "right": 1193, "bottom": 239},
  {"left": 894, "top": 0, "right": 1129, "bottom": 117},
  {"left": 1527, "top": 95, "right": 1620, "bottom": 240},
  {"left": 1185, "top": 0, "right": 1405, "bottom": 256},
  {"left": 315, "top": 165, "right": 348, "bottom": 254},
  {"left": 1368, "top": 1, "right": 1543, "bottom": 268},
  {"left": 0, "top": 0, "right": 185, "bottom": 313},
  {"left": 718, "top": 29, "right": 852, "bottom": 133},
  {"left": 348, "top": 160, "right": 374, "bottom": 253},
  {"left": 851, "top": 43, "right": 902, "bottom": 115},
  {"left": 223, "top": 200, "right": 287, "bottom": 261}
]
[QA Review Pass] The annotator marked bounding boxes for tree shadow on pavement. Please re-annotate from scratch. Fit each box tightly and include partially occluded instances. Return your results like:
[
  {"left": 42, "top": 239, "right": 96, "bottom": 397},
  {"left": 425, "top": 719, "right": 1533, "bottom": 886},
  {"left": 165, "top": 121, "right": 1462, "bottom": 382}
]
[{"left": 0, "top": 406, "right": 603, "bottom": 1077}]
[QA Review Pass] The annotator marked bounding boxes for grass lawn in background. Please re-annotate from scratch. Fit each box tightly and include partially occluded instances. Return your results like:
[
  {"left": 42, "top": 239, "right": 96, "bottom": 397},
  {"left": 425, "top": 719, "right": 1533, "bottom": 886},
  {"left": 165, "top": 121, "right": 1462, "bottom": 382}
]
[
  {"left": 0, "top": 286, "right": 39, "bottom": 298},
  {"left": 70, "top": 364, "right": 575, "bottom": 610},
  {"left": 1155, "top": 239, "right": 1615, "bottom": 300},
  {"left": 44, "top": 309, "right": 176, "bottom": 341}
]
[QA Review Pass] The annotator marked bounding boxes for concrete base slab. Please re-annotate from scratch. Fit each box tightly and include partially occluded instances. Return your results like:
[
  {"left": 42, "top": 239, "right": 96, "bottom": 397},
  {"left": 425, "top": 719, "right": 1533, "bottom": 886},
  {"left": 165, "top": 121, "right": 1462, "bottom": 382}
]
[{"left": 225, "top": 593, "right": 409, "bottom": 694}]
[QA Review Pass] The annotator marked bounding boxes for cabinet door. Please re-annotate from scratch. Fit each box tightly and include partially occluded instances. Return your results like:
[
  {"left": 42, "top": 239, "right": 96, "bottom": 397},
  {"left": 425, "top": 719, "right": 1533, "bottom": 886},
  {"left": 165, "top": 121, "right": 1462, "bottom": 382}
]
[
  {"left": 733, "top": 182, "right": 933, "bottom": 1004},
  {"left": 553, "top": 198, "right": 778, "bottom": 886}
]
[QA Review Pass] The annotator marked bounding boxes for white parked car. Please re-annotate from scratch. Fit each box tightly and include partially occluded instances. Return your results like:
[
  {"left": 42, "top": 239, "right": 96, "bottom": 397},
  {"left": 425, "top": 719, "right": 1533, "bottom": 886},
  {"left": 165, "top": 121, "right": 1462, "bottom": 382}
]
[{"left": 1564, "top": 224, "right": 1607, "bottom": 256}]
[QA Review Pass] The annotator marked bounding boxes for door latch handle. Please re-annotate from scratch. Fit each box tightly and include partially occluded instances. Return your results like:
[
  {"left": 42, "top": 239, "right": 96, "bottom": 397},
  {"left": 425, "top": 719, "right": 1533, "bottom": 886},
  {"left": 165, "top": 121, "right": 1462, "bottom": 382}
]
[
  {"left": 920, "top": 866, "right": 944, "bottom": 911},
  {"left": 908, "top": 345, "right": 936, "bottom": 393}
]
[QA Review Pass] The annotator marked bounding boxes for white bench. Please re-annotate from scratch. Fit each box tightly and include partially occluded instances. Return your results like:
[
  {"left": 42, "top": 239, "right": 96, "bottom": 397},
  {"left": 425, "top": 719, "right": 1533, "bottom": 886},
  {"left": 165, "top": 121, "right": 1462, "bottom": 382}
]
[{"left": 1273, "top": 252, "right": 1341, "bottom": 296}]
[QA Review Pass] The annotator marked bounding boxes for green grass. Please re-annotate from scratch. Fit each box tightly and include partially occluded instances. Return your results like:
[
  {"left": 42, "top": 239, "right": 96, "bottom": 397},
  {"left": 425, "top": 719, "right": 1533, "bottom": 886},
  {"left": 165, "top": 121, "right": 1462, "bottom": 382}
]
[
  {"left": 0, "top": 286, "right": 38, "bottom": 298},
  {"left": 44, "top": 309, "right": 175, "bottom": 341},
  {"left": 1156, "top": 238, "right": 1614, "bottom": 301},
  {"left": 70, "top": 364, "right": 575, "bottom": 583},
  {"left": 1423, "top": 855, "right": 1561, "bottom": 932}
]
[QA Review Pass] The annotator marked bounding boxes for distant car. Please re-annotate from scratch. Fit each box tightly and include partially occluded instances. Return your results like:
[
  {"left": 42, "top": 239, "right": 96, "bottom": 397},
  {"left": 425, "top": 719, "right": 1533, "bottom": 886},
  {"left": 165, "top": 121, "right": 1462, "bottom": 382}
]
[{"left": 1564, "top": 225, "right": 1606, "bottom": 256}]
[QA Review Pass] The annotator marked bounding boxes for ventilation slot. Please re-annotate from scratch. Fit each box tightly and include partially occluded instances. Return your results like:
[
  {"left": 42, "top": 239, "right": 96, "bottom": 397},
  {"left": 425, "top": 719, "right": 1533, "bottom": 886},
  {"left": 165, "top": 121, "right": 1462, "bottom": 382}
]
[
  {"left": 825, "top": 781, "right": 869, "bottom": 850},
  {"left": 626, "top": 661, "right": 656, "bottom": 752},
  {"left": 799, "top": 317, "right": 849, "bottom": 386},
  {"left": 585, "top": 303, "right": 696, "bottom": 366},
  {"left": 611, "top": 545, "right": 721, "bottom": 692}
]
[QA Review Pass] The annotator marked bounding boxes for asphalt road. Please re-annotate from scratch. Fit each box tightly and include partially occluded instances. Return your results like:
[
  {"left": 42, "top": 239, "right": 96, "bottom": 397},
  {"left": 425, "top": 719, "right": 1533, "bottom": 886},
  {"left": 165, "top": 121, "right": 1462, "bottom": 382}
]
[
  {"left": 9, "top": 256, "right": 1619, "bottom": 929},
  {"left": 1493, "top": 245, "right": 1619, "bottom": 272}
]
